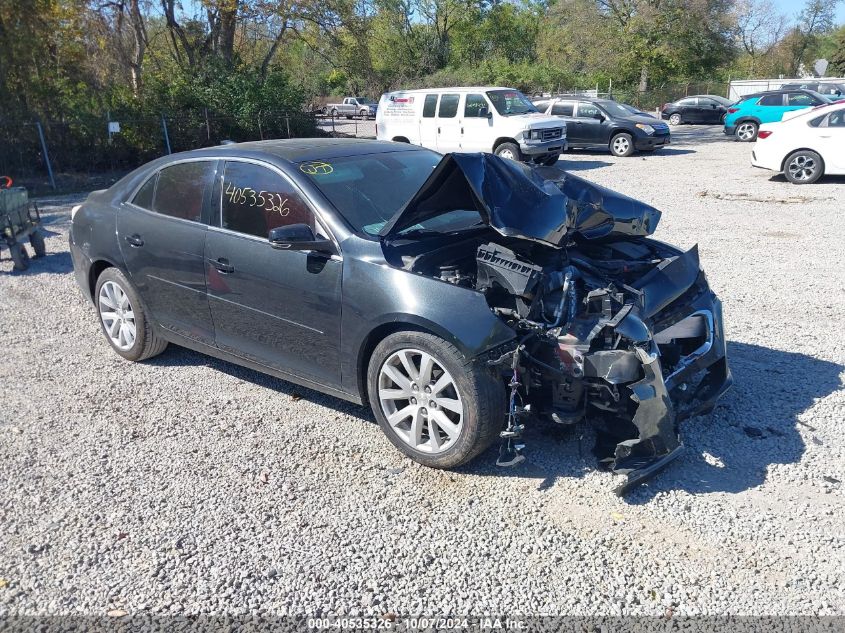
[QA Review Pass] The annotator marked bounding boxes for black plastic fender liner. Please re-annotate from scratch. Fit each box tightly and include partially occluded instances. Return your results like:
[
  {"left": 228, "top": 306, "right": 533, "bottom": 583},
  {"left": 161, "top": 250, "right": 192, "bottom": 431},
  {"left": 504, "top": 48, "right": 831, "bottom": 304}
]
[{"left": 611, "top": 346, "right": 681, "bottom": 481}]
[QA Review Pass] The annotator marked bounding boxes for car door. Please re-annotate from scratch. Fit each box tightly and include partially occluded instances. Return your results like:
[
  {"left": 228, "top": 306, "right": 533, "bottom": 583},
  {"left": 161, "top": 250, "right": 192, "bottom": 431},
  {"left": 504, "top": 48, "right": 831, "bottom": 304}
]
[
  {"left": 573, "top": 102, "right": 606, "bottom": 145},
  {"left": 676, "top": 98, "right": 697, "bottom": 122},
  {"left": 435, "top": 93, "right": 462, "bottom": 153},
  {"left": 817, "top": 109, "right": 845, "bottom": 171},
  {"left": 117, "top": 159, "right": 217, "bottom": 345},
  {"left": 550, "top": 100, "right": 579, "bottom": 143},
  {"left": 461, "top": 92, "right": 493, "bottom": 152},
  {"left": 419, "top": 94, "right": 439, "bottom": 149},
  {"left": 754, "top": 93, "right": 785, "bottom": 122},
  {"left": 697, "top": 97, "right": 721, "bottom": 123},
  {"left": 204, "top": 159, "right": 342, "bottom": 387}
]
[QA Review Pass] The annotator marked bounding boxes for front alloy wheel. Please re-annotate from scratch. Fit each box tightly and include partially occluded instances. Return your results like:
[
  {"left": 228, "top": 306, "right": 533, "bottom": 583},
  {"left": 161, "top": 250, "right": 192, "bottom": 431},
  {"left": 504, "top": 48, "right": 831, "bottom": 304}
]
[
  {"left": 736, "top": 121, "right": 758, "bottom": 142},
  {"left": 378, "top": 349, "right": 463, "bottom": 454},
  {"left": 784, "top": 150, "right": 823, "bottom": 184},
  {"left": 367, "top": 331, "right": 505, "bottom": 468},
  {"left": 610, "top": 133, "right": 634, "bottom": 157}
]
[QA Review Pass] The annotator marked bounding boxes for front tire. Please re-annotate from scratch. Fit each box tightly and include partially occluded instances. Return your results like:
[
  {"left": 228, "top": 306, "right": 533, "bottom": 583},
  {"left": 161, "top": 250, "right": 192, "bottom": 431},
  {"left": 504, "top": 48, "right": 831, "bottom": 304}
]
[
  {"left": 784, "top": 150, "right": 824, "bottom": 184},
  {"left": 95, "top": 267, "right": 168, "bottom": 361},
  {"left": 610, "top": 132, "right": 635, "bottom": 157},
  {"left": 735, "top": 121, "right": 758, "bottom": 142},
  {"left": 29, "top": 230, "right": 46, "bottom": 257},
  {"left": 367, "top": 331, "right": 505, "bottom": 469},
  {"left": 494, "top": 142, "right": 522, "bottom": 161},
  {"left": 10, "top": 243, "right": 29, "bottom": 271}
]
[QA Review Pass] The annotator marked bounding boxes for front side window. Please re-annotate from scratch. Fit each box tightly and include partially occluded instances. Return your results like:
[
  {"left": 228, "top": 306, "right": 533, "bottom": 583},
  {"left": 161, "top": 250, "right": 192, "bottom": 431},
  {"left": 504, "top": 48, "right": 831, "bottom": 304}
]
[
  {"left": 552, "top": 102, "right": 575, "bottom": 116},
  {"left": 132, "top": 173, "right": 157, "bottom": 209},
  {"left": 221, "top": 162, "right": 314, "bottom": 239},
  {"left": 438, "top": 94, "right": 460, "bottom": 118},
  {"left": 464, "top": 94, "right": 488, "bottom": 117},
  {"left": 486, "top": 90, "right": 537, "bottom": 116},
  {"left": 759, "top": 94, "right": 783, "bottom": 106},
  {"left": 576, "top": 103, "right": 601, "bottom": 118},
  {"left": 422, "top": 94, "right": 438, "bottom": 118},
  {"left": 788, "top": 93, "right": 814, "bottom": 106},
  {"left": 152, "top": 161, "right": 216, "bottom": 222}
]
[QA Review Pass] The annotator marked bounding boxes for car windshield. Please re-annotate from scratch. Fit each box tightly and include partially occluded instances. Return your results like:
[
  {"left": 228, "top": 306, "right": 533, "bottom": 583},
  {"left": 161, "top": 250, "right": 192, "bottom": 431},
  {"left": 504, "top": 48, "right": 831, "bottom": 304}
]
[
  {"left": 299, "top": 150, "right": 481, "bottom": 237},
  {"left": 807, "top": 90, "right": 832, "bottom": 103},
  {"left": 486, "top": 90, "right": 538, "bottom": 116},
  {"left": 598, "top": 101, "right": 638, "bottom": 118}
]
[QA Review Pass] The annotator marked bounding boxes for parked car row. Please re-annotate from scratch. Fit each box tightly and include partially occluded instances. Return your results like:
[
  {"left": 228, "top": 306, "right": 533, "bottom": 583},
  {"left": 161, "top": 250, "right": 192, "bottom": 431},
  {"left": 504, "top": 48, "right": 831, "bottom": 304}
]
[{"left": 375, "top": 87, "right": 671, "bottom": 162}]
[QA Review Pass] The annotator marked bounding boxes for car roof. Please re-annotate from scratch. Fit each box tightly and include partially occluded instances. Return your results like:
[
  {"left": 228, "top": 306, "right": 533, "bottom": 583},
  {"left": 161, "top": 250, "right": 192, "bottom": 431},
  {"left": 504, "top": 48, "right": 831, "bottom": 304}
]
[
  {"left": 162, "top": 138, "right": 424, "bottom": 164},
  {"left": 383, "top": 86, "right": 517, "bottom": 94}
]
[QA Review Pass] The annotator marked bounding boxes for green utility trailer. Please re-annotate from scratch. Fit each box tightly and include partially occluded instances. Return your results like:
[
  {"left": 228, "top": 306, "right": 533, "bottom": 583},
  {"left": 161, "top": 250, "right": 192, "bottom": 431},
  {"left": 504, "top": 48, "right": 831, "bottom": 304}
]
[{"left": 0, "top": 186, "right": 46, "bottom": 271}]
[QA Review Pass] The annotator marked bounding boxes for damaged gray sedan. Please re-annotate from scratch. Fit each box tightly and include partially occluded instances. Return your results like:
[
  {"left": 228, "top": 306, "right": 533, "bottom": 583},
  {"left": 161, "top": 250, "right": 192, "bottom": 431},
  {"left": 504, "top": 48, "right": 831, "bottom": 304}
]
[{"left": 69, "top": 139, "right": 730, "bottom": 493}]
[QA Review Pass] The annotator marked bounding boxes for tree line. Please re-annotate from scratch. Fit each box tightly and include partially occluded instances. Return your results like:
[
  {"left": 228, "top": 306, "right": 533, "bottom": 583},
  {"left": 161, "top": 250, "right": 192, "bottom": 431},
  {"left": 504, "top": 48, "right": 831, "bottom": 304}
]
[{"left": 0, "top": 0, "right": 843, "bottom": 126}]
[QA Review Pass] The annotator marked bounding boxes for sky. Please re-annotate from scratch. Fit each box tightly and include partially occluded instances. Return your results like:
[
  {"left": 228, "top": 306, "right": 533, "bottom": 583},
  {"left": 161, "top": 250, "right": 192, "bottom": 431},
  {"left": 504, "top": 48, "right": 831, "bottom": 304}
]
[{"left": 771, "top": 0, "right": 845, "bottom": 25}]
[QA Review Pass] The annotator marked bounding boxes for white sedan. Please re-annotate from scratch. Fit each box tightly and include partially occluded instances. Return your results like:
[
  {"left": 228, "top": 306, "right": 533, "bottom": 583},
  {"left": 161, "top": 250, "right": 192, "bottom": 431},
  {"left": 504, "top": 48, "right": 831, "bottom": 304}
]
[{"left": 751, "top": 101, "right": 845, "bottom": 184}]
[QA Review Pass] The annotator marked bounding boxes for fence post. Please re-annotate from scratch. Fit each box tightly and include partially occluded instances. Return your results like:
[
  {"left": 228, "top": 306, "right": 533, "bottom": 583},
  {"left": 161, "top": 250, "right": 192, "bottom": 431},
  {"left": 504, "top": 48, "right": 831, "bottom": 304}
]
[
  {"left": 35, "top": 121, "right": 56, "bottom": 191},
  {"left": 285, "top": 115, "right": 291, "bottom": 138},
  {"left": 331, "top": 113, "right": 335, "bottom": 136},
  {"left": 258, "top": 111, "right": 264, "bottom": 140},
  {"left": 161, "top": 113, "right": 172, "bottom": 154},
  {"left": 205, "top": 108, "right": 211, "bottom": 142}
]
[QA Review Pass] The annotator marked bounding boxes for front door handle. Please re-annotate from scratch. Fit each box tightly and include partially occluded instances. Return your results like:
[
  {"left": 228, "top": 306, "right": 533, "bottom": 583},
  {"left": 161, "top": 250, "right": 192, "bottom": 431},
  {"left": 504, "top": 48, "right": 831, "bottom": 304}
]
[
  {"left": 209, "top": 257, "right": 234, "bottom": 274},
  {"left": 125, "top": 234, "right": 144, "bottom": 247},
  {"left": 438, "top": 127, "right": 441, "bottom": 134}
]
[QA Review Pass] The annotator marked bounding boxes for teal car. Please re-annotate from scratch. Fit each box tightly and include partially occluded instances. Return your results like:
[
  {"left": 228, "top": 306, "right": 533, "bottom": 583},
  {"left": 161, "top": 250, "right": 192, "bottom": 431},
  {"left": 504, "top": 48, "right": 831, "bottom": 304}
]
[{"left": 724, "top": 89, "right": 830, "bottom": 141}]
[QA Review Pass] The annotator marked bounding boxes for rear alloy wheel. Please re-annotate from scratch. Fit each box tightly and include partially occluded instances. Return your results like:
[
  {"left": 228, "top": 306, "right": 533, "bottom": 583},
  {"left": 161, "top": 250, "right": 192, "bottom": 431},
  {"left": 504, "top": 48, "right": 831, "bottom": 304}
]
[
  {"left": 610, "top": 133, "right": 635, "bottom": 157},
  {"left": 735, "top": 121, "right": 758, "bottom": 142},
  {"left": 668, "top": 113, "right": 682, "bottom": 126},
  {"left": 494, "top": 142, "right": 522, "bottom": 161},
  {"left": 784, "top": 150, "right": 824, "bottom": 184},
  {"left": 367, "top": 331, "right": 505, "bottom": 468},
  {"left": 95, "top": 267, "right": 168, "bottom": 361}
]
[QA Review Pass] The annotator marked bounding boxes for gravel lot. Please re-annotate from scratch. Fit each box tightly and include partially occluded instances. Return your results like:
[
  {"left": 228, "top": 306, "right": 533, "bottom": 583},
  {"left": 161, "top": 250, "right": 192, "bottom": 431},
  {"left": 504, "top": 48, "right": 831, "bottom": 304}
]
[{"left": 1, "top": 126, "right": 843, "bottom": 620}]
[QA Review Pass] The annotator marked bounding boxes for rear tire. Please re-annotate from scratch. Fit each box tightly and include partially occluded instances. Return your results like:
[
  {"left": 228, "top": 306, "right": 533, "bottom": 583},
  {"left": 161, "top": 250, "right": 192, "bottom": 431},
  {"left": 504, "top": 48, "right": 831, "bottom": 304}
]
[
  {"left": 668, "top": 113, "right": 682, "bottom": 126},
  {"left": 95, "top": 267, "right": 168, "bottom": 362},
  {"left": 735, "top": 121, "right": 758, "bottom": 142},
  {"left": 10, "top": 243, "right": 29, "bottom": 271},
  {"left": 29, "top": 230, "right": 46, "bottom": 257},
  {"left": 783, "top": 150, "right": 824, "bottom": 184},
  {"left": 367, "top": 331, "right": 505, "bottom": 469},
  {"left": 494, "top": 142, "right": 522, "bottom": 161},
  {"left": 609, "top": 132, "right": 635, "bottom": 157}
]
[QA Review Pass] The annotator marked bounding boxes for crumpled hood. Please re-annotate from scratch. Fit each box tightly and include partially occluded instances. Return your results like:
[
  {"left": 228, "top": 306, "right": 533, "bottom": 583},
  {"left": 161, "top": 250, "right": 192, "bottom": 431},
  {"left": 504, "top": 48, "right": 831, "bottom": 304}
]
[{"left": 379, "top": 153, "right": 661, "bottom": 246}]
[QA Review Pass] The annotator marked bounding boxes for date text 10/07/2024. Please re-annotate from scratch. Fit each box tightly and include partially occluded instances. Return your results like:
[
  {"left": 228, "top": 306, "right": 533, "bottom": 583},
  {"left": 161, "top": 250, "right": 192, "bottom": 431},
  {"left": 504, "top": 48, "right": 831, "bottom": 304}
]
[
  {"left": 306, "top": 617, "right": 529, "bottom": 630},
  {"left": 225, "top": 182, "right": 290, "bottom": 217}
]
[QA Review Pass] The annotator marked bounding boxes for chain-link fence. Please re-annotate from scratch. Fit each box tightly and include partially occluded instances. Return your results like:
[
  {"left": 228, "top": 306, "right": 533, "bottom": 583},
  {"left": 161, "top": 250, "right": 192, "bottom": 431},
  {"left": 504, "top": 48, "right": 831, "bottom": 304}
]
[
  {"left": 0, "top": 110, "right": 323, "bottom": 195},
  {"left": 531, "top": 81, "right": 732, "bottom": 112}
]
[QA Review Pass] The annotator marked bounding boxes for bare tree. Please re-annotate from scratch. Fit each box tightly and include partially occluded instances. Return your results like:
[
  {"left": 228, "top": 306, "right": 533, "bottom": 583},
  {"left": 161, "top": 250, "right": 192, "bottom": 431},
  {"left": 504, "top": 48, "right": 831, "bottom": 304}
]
[{"left": 733, "top": 0, "right": 788, "bottom": 75}]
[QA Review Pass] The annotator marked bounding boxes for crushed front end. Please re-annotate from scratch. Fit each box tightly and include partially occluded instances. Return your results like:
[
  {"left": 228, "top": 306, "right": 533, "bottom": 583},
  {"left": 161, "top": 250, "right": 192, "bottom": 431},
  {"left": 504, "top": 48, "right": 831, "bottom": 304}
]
[{"left": 381, "top": 153, "right": 732, "bottom": 493}]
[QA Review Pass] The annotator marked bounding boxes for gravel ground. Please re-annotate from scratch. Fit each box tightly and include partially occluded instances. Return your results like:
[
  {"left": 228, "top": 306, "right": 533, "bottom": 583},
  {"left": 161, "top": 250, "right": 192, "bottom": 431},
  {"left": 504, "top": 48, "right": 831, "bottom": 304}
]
[{"left": 1, "top": 126, "right": 844, "bottom": 620}]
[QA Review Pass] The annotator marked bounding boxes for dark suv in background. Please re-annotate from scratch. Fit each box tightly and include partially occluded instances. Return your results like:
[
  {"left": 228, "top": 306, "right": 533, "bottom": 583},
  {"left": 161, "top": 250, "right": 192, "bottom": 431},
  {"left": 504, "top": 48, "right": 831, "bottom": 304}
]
[
  {"left": 780, "top": 81, "right": 844, "bottom": 98},
  {"left": 533, "top": 95, "right": 670, "bottom": 157}
]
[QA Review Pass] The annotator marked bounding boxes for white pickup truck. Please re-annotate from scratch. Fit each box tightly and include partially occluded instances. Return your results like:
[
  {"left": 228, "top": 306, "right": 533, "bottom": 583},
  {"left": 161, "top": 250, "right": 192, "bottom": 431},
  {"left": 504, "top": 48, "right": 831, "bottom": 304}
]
[{"left": 321, "top": 97, "right": 378, "bottom": 119}]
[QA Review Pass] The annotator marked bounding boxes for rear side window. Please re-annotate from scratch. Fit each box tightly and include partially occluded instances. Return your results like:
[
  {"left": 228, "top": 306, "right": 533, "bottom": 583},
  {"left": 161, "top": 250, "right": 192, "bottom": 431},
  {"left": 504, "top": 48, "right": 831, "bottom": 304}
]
[
  {"left": 132, "top": 174, "right": 157, "bottom": 209},
  {"left": 438, "top": 94, "right": 460, "bottom": 118},
  {"left": 758, "top": 94, "right": 783, "bottom": 106},
  {"left": 552, "top": 102, "right": 574, "bottom": 116},
  {"left": 788, "top": 93, "right": 814, "bottom": 106},
  {"left": 221, "top": 161, "right": 314, "bottom": 239},
  {"left": 576, "top": 103, "right": 601, "bottom": 118},
  {"left": 422, "top": 94, "right": 438, "bottom": 118},
  {"left": 677, "top": 98, "right": 696, "bottom": 106},
  {"left": 464, "top": 94, "right": 488, "bottom": 117},
  {"left": 828, "top": 110, "right": 845, "bottom": 127},
  {"left": 152, "top": 161, "right": 216, "bottom": 222}
]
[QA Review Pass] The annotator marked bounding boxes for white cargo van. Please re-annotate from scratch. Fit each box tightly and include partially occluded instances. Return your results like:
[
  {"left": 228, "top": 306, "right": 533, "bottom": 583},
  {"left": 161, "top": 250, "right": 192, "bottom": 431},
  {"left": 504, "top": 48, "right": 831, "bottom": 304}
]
[{"left": 376, "top": 87, "right": 567, "bottom": 165}]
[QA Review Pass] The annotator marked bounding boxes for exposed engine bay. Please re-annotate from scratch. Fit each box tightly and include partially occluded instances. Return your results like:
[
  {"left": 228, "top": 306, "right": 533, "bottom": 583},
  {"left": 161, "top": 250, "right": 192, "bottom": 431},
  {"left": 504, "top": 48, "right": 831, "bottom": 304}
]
[{"left": 381, "top": 153, "right": 732, "bottom": 494}]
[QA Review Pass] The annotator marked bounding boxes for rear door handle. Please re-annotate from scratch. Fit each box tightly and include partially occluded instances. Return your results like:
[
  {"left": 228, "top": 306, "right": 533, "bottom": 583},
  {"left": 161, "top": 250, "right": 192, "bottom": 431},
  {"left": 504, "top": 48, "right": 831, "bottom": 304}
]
[
  {"left": 209, "top": 257, "right": 234, "bottom": 274},
  {"left": 124, "top": 234, "right": 144, "bottom": 247}
]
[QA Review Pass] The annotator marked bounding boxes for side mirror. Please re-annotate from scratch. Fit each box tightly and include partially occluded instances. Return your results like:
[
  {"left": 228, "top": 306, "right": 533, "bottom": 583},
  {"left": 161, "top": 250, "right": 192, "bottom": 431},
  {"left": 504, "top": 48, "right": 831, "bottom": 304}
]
[
  {"left": 594, "top": 112, "right": 605, "bottom": 122},
  {"left": 478, "top": 106, "right": 492, "bottom": 119},
  {"left": 711, "top": 104, "right": 717, "bottom": 108},
  {"left": 269, "top": 224, "right": 335, "bottom": 254}
]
